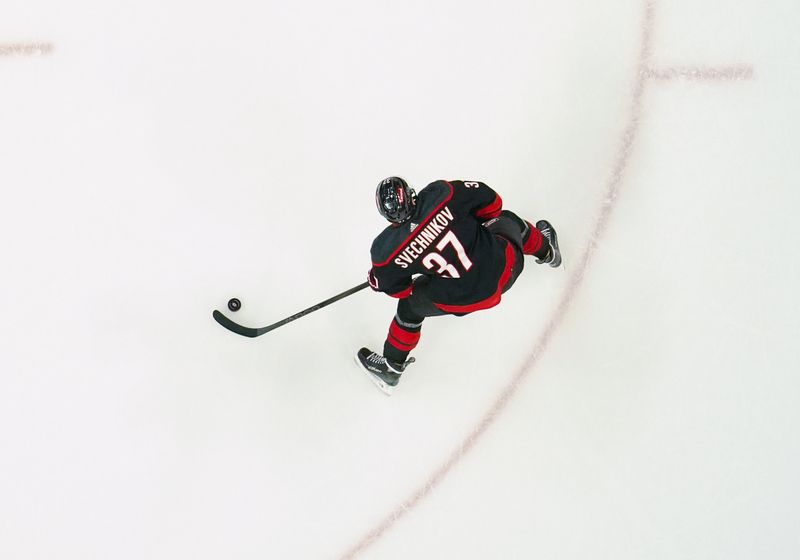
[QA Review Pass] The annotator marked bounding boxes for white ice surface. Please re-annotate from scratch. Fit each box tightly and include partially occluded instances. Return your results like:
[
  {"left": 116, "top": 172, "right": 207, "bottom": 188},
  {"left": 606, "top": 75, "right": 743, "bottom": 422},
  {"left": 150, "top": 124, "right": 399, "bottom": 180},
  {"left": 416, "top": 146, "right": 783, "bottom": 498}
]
[{"left": 1, "top": 1, "right": 799, "bottom": 559}]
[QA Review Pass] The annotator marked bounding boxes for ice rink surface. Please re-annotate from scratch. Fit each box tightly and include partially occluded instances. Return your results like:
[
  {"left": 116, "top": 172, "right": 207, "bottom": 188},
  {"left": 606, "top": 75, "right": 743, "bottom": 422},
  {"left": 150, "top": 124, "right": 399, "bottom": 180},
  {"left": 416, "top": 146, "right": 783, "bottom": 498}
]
[{"left": 2, "top": 0, "right": 799, "bottom": 558}]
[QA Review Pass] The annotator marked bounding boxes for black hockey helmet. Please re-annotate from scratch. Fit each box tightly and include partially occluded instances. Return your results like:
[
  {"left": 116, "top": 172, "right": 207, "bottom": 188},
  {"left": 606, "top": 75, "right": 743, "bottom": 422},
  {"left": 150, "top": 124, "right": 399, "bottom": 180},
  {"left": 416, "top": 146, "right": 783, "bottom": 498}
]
[{"left": 375, "top": 176, "right": 417, "bottom": 224}]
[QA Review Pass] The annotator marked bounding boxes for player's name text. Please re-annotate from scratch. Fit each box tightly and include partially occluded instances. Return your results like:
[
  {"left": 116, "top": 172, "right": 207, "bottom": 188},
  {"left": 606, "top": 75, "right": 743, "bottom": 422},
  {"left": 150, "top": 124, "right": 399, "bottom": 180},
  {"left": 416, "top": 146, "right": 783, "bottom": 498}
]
[{"left": 394, "top": 206, "right": 455, "bottom": 269}]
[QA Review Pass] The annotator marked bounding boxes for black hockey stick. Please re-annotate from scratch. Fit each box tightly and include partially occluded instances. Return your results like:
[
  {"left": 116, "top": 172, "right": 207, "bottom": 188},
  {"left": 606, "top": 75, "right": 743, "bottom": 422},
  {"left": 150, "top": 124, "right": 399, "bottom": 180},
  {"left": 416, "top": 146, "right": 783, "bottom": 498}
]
[{"left": 212, "top": 281, "right": 370, "bottom": 338}]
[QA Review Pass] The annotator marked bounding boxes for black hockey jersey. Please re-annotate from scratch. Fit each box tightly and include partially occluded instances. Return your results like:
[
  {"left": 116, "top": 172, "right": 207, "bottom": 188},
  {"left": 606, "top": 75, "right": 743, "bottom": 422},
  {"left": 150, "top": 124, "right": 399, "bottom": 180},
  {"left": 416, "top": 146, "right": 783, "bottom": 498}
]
[{"left": 368, "top": 180, "right": 517, "bottom": 313}]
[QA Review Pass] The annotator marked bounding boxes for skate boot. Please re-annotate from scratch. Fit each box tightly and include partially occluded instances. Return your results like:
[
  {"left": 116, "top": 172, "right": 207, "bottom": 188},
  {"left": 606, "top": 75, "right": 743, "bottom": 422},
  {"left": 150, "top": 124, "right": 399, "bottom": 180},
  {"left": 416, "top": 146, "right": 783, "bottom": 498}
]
[
  {"left": 534, "top": 220, "right": 562, "bottom": 268},
  {"left": 355, "top": 347, "right": 415, "bottom": 395}
]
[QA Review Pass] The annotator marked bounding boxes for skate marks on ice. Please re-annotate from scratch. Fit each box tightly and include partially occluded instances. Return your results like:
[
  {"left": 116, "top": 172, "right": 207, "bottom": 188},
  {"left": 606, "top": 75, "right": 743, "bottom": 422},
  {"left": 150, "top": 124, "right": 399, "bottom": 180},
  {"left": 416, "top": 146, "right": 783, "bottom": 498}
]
[
  {"left": 0, "top": 41, "right": 54, "bottom": 57},
  {"left": 338, "top": 1, "right": 754, "bottom": 559},
  {"left": 644, "top": 65, "right": 754, "bottom": 82}
]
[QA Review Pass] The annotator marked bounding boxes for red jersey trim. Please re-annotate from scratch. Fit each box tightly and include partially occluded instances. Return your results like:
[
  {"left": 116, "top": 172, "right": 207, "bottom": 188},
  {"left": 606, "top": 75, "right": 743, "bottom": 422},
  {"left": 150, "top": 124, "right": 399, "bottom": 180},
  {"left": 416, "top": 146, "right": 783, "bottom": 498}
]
[
  {"left": 433, "top": 240, "right": 516, "bottom": 314},
  {"left": 475, "top": 193, "right": 503, "bottom": 219},
  {"left": 372, "top": 181, "right": 455, "bottom": 267}
]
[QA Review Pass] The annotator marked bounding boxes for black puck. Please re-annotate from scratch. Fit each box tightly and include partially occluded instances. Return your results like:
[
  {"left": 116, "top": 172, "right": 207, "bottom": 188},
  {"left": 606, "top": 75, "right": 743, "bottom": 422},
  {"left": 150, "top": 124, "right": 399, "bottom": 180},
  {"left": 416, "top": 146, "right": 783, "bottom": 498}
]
[{"left": 227, "top": 298, "right": 242, "bottom": 312}]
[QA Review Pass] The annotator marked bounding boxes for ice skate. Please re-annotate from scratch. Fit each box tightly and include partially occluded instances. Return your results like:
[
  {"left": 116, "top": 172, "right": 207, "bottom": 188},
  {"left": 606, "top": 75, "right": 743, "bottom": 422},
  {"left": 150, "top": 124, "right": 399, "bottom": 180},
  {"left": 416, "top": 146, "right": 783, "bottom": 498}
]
[
  {"left": 534, "top": 220, "right": 562, "bottom": 268},
  {"left": 355, "top": 347, "right": 415, "bottom": 395}
]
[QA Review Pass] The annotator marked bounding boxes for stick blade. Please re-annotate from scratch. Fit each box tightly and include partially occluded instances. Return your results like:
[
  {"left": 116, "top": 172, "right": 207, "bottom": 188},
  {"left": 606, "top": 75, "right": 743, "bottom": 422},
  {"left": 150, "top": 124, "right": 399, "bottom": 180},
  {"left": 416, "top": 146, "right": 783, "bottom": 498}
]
[{"left": 212, "top": 310, "right": 261, "bottom": 338}]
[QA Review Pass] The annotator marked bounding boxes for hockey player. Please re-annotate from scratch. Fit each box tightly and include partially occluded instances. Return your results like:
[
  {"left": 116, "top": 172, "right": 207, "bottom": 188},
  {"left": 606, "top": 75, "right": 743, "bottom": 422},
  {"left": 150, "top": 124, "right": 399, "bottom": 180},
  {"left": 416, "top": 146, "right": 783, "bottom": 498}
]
[{"left": 356, "top": 177, "right": 562, "bottom": 394}]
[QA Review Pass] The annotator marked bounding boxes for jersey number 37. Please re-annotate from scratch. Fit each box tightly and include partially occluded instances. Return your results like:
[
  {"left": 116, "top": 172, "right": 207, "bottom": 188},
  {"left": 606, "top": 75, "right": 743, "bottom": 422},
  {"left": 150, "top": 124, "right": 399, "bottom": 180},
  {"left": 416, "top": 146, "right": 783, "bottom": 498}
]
[{"left": 422, "top": 230, "right": 473, "bottom": 279}]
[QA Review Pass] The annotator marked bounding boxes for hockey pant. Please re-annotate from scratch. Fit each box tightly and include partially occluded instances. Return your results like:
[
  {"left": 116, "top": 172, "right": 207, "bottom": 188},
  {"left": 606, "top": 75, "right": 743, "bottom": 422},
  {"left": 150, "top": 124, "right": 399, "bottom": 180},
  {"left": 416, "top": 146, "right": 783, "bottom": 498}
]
[{"left": 383, "top": 210, "right": 545, "bottom": 364}]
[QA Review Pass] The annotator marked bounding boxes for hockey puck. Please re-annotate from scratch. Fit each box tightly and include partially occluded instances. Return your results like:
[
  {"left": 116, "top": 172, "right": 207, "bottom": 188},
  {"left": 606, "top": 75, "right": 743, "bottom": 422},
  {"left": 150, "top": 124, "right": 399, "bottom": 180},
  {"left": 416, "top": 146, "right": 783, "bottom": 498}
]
[{"left": 227, "top": 298, "right": 242, "bottom": 312}]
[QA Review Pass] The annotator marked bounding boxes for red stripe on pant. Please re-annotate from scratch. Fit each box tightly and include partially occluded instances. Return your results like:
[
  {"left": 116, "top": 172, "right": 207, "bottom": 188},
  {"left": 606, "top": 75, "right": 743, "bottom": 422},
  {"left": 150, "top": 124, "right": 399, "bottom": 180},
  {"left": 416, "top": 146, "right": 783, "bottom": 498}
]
[{"left": 386, "top": 319, "right": 421, "bottom": 353}]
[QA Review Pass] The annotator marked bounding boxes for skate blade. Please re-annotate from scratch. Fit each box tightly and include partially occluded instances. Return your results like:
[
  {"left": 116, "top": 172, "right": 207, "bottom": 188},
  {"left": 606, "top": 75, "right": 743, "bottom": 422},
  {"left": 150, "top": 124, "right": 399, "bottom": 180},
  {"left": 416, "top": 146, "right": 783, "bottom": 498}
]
[{"left": 353, "top": 354, "right": 394, "bottom": 396}]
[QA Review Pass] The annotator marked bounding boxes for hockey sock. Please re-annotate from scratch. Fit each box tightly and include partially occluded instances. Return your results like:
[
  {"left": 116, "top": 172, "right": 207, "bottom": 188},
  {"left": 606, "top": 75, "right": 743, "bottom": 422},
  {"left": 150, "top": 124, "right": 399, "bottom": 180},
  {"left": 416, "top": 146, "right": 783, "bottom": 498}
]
[
  {"left": 522, "top": 220, "right": 546, "bottom": 256},
  {"left": 384, "top": 316, "right": 421, "bottom": 364}
]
